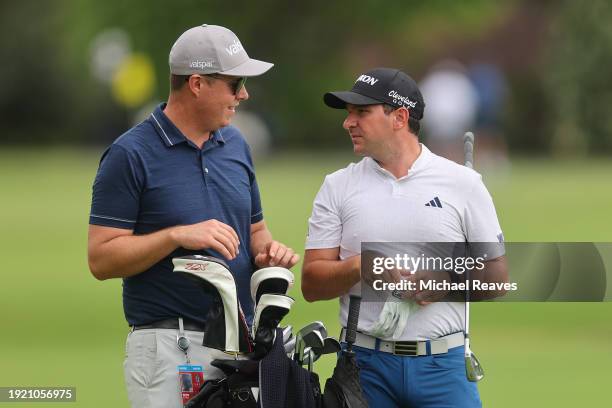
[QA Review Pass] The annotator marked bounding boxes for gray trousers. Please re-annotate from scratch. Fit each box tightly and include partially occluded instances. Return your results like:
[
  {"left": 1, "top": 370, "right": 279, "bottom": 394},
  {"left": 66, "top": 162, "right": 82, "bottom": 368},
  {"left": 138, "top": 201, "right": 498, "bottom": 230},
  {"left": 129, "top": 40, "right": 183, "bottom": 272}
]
[{"left": 123, "top": 328, "right": 245, "bottom": 408}]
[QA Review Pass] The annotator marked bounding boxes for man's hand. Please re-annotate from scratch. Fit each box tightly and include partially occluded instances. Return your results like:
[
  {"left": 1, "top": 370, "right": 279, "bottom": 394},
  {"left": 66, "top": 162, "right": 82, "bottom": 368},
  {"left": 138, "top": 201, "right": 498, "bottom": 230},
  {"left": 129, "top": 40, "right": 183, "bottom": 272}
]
[
  {"left": 254, "top": 241, "right": 300, "bottom": 269},
  {"left": 171, "top": 219, "right": 240, "bottom": 260},
  {"left": 402, "top": 270, "right": 452, "bottom": 305}
]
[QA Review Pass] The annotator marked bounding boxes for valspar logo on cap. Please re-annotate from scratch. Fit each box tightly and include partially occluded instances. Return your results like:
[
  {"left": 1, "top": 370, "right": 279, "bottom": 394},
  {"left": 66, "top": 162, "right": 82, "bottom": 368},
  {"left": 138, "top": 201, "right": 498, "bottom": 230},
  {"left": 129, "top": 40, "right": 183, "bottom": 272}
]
[
  {"left": 356, "top": 74, "right": 379, "bottom": 86},
  {"left": 225, "top": 39, "right": 243, "bottom": 56},
  {"left": 189, "top": 60, "right": 215, "bottom": 69},
  {"left": 389, "top": 90, "right": 417, "bottom": 108}
]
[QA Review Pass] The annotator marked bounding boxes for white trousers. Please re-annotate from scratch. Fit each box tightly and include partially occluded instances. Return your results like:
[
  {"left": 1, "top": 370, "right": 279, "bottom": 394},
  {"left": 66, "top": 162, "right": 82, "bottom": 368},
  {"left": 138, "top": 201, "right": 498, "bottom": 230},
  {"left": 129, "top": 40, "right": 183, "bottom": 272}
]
[{"left": 123, "top": 328, "right": 245, "bottom": 408}]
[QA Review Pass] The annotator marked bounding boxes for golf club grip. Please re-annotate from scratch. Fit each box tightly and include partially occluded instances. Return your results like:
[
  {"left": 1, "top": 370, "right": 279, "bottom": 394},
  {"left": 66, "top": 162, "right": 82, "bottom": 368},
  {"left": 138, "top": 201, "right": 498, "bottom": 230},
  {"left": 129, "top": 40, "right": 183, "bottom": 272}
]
[{"left": 345, "top": 295, "right": 361, "bottom": 344}]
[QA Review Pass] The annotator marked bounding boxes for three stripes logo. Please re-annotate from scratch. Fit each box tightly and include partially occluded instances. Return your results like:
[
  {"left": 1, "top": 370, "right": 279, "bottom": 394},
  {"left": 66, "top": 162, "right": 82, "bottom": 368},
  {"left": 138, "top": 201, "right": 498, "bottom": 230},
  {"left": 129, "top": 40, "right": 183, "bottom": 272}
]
[{"left": 425, "top": 197, "right": 443, "bottom": 208}]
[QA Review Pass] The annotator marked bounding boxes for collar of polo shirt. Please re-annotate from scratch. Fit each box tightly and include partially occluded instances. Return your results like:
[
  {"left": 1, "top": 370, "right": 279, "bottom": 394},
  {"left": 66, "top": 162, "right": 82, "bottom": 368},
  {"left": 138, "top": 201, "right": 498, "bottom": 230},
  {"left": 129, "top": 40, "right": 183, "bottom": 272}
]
[
  {"left": 367, "top": 144, "right": 434, "bottom": 180},
  {"left": 150, "top": 103, "right": 227, "bottom": 148}
]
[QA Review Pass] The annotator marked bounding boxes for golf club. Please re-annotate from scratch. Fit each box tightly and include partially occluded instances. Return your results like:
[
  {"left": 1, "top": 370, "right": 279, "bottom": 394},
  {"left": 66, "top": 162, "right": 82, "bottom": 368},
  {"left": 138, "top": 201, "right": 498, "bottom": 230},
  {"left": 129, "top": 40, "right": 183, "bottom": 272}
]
[
  {"left": 293, "top": 322, "right": 327, "bottom": 363},
  {"left": 311, "top": 337, "right": 342, "bottom": 362},
  {"left": 302, "top": 330, "right": 325, "bottom": 350},
  {"left": 301, "top": 346, "right": 313, "bottom": 372},
  {"left": 345, "top": 295, "right": 361, "bottom": 354},
  {"left": 299, "top": 329, "right": 324, "bottom": 365},
  {"left": 463, "top": 131, "right": 485, "bottom": 382},
  {"left": 282, "top": 325, "right": 293, "bottom": 343}
]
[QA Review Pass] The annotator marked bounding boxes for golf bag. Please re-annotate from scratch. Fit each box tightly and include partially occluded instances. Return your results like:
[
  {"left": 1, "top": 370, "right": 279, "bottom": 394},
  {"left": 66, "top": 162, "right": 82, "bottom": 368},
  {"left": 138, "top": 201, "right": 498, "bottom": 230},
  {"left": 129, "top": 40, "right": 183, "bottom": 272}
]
[
  {"left": 185, "top": 360, "right": 259, "bottom": 408},
  {"left": 186, "top": 327, "right": 322, "bottom": 408},
  {"left": 174, "top": 255, "right": 321, "bottom": 407}
]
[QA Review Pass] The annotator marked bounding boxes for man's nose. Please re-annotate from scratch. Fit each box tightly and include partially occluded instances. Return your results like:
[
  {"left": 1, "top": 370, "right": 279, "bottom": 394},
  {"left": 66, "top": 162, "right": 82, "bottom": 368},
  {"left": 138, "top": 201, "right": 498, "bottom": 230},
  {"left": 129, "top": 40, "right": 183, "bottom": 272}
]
[
  {"left": 343, "top": 113, "right": 356, "bottom": 130},
  {"left": 237, "top": 85, "right": 249, "bottom": 101}
]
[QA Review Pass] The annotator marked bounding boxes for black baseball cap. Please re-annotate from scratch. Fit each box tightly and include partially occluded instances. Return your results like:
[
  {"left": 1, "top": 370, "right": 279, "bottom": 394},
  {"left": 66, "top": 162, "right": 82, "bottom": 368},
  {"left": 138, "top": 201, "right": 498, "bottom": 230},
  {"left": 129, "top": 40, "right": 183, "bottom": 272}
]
[{"left": 324, "top": 67, "right": 425, "bottom": 120}]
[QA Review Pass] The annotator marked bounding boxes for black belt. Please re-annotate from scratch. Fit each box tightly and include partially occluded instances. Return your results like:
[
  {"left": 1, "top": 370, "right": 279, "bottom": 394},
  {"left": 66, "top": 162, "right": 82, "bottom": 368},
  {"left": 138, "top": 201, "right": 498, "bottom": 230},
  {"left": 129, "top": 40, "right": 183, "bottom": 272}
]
[{"left": 131, "top": 318, "right": 206, "bottom": 332}]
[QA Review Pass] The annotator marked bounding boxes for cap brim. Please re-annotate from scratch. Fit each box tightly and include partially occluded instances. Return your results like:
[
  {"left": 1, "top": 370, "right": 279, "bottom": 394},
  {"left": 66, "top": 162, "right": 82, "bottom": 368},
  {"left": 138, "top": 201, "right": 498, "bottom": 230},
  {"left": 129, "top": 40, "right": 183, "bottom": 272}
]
[
  {"left": 220, "top": 58, "right": 274, "bottom": 77},
  {"left": 323, "top": 91, "right": 382, "bottom": 109}
]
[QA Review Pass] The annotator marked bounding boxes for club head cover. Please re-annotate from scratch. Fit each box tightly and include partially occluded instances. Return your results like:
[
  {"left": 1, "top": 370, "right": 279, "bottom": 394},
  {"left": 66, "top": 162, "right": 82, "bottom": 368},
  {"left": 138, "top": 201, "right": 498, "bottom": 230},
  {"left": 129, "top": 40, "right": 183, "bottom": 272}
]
[
  {"left": 252, "top": 294, "right": 294, "bottom": 358},
  {"left": 173, "top": 255, "right": 252, "bottom": 353},
  {"left": 250, "top": 267, "right": 294, "bottom": 305}
]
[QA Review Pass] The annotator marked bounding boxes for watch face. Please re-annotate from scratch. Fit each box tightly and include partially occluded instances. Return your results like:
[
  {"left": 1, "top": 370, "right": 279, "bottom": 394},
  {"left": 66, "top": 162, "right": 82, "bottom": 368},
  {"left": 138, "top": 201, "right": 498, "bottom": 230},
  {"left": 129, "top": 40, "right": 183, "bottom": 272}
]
[{"left": 177, "top": 336, "right": 190, "bottom": 352}]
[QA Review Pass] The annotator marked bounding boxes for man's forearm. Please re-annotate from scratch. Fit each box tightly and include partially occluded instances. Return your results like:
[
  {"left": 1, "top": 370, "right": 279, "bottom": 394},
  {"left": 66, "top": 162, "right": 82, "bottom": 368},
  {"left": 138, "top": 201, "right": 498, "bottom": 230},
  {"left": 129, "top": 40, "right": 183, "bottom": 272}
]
[
  {"left": 464, "top": 256, "right": 509, "bottom": 301},
  {"left": 302, "top": 256, "right": 360, "bottom": 302},
  {"left": 88, "top": 227, "right": 180, "bottom": 280},
  {"left": 250, "top": 226, "right": 273, "bottom": 257}
]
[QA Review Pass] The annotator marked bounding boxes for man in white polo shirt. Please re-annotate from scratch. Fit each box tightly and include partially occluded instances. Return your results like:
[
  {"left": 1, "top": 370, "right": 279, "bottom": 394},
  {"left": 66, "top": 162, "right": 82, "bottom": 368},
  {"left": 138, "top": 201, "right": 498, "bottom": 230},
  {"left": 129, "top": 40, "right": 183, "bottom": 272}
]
[{"left": 302, "top": 67, "right": 508, "bottom": 407}]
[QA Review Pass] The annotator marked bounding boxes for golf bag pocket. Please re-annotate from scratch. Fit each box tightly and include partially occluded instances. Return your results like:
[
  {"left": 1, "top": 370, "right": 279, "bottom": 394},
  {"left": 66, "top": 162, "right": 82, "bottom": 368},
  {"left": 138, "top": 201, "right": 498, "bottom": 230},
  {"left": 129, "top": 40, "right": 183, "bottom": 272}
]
[{"left": 185, "top": 377, "right": 258, "bottom": 408}]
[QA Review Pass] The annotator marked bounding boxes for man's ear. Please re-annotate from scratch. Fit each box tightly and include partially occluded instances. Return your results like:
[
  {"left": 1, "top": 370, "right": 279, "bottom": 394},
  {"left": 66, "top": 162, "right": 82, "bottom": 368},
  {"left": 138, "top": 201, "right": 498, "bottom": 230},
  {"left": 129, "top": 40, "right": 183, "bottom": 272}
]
[
  {"left": 393, "top": 107, "right": 409, "bottom": 130},
  {"left": 187, "top": 75, "right": 204, "bottom": 97}
]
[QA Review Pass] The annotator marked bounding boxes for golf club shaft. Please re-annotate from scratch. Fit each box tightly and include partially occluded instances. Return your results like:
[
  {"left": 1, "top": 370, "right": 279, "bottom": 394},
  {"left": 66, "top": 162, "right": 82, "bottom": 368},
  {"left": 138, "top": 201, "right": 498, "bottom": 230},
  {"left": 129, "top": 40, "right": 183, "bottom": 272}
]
[{"left": 463, "top": 132, "right": 474, "bottom": 339}]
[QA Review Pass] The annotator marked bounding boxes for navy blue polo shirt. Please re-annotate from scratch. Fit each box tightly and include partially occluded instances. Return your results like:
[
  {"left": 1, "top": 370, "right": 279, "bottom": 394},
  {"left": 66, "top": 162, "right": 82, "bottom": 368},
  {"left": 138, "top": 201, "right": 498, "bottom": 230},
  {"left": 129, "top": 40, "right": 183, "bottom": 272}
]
[{"left": 90, "top": 103, "right": 263, "bottom": 326}]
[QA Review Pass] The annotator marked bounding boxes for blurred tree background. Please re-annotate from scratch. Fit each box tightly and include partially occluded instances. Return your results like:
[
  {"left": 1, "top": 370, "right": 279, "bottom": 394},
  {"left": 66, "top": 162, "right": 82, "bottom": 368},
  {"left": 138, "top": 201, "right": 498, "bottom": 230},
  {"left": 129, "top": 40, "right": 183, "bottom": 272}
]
[{"left": 1, "top": 0, "right": 611, "bottom": 155}]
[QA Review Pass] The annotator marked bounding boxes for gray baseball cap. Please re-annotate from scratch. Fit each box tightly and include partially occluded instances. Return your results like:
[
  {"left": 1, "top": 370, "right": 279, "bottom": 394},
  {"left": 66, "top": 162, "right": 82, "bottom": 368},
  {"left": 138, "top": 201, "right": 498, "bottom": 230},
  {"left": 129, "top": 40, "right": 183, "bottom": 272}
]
[{"left": 169, "top": 24, "right": 273, "bottom": 77}]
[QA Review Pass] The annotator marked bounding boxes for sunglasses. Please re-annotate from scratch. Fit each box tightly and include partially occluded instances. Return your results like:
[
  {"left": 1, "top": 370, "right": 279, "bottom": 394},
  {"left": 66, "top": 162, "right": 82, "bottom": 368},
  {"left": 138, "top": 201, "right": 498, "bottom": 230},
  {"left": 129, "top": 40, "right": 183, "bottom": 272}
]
[
  {"left": 187, "top": 74, "right": 247, "bottom": 95},
  {"left": 206, "top": 74, "right": 247, "bottom": 95}
]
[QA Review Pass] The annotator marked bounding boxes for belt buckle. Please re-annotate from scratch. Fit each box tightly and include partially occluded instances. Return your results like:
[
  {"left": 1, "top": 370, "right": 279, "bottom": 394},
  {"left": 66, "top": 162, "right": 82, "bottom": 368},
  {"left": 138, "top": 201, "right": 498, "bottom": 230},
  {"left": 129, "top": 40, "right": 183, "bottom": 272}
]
[{"left": 393, "top": 340, "right": 418, "bottom": 356}]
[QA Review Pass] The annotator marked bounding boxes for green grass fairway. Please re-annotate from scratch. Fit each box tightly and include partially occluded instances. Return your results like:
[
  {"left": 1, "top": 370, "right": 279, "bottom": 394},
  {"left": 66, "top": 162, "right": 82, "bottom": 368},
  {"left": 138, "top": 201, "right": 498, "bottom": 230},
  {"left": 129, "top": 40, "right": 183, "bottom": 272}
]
[{"left": 0, "top": 148, "right": 611, "bottom": 407}]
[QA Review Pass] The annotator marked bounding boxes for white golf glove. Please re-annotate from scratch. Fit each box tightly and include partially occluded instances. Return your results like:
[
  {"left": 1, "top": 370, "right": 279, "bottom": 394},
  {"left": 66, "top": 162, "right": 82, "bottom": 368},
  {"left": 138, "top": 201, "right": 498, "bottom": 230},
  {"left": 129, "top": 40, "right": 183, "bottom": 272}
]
[{"left": 368, "top": 295, "right": 419, "bottom": 339}]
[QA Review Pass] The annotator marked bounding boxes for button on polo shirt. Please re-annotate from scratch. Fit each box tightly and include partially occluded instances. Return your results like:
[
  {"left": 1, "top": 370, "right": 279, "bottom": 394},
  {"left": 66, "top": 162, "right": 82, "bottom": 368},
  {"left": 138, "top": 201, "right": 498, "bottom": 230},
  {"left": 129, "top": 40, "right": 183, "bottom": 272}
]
[{"left": 90, "top": 103, "right": 262, "bottom": 325}]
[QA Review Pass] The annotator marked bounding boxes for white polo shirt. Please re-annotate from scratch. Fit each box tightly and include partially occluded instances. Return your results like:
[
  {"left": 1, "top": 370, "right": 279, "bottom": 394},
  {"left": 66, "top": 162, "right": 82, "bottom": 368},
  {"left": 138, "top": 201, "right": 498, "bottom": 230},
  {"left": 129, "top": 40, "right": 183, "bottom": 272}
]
[{"left": 305, "top": 144, "right": 503, "bottom": 340}]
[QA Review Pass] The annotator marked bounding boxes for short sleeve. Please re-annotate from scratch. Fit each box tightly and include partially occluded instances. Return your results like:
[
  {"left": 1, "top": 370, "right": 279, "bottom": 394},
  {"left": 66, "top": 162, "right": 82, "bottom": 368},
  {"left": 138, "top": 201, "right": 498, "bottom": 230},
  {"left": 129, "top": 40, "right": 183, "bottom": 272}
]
[
  {"left": 462, "top": 176, "right": 505, "bottom": 258},
  {"left": 250, "top": 176, "right": 263, "bottom": 223},
  {"left": 89, "top": 144, "right": 144, "bottom": 229},
  {"left": 242, "top": 141, "right": 263, "bottom": 224},
  {"left": 305, "top": 176, "right": 343, "bottom": 249}
]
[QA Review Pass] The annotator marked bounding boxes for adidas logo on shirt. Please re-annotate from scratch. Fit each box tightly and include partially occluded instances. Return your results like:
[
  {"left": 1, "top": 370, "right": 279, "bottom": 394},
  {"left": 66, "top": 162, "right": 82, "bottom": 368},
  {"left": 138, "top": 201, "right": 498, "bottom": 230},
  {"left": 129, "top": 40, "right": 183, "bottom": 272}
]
[{"left": 424, "top": 197, "right": 443, "bottom": 208}]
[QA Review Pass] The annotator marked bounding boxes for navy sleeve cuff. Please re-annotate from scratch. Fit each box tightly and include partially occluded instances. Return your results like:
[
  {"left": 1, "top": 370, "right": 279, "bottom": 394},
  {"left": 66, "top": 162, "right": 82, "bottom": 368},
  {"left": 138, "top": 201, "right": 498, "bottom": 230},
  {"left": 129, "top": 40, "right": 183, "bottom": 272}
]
[{"left": 89, "top": 214, "right": 135, "bottom": 230}]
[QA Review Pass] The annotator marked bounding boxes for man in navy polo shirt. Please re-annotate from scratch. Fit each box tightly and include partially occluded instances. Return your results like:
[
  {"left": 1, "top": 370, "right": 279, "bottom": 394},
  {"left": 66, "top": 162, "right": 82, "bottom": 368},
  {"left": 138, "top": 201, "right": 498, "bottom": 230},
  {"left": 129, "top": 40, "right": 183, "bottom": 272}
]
[{"left": 88, "top": 24, "right": 298, "bottom": 408}]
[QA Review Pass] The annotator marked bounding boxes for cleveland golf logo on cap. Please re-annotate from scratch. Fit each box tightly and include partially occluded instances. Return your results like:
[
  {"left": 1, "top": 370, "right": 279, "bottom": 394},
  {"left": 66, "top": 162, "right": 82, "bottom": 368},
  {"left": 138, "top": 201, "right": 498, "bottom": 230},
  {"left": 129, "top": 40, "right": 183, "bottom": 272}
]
[
  {"left": 356, "top": 74, "right": 379, "bottom": 86},
  {"left": 389, "top": 90, "right": 418, "bottom": 108}
]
